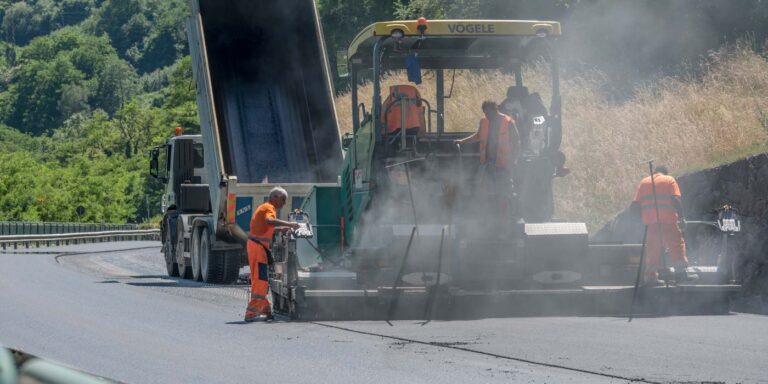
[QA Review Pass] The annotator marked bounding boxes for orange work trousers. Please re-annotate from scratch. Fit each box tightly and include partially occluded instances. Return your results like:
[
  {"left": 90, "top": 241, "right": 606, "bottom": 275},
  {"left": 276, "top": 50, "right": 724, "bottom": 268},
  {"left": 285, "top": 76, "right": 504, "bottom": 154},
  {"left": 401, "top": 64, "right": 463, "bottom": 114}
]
[
  {"left": 644, "top": 223, "right": 687, "bottom": 278},
  {"left": 245, "top": 240, "right": 271, "bottom": 319}
]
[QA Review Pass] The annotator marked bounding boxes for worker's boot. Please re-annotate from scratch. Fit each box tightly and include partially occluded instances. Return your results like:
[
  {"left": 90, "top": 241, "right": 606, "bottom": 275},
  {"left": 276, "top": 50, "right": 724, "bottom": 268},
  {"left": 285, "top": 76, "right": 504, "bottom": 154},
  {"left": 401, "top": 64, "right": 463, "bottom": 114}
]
[
  {"left": 643, "top": 272, "right": 664, "bottom": 287},
  {"left": 674, "top": 263, "right": 699, "bottom": 283},
  {"left": 244, "top": 313, "right": 273, "bottom": 322},
  {"left": 657, "top": 267, "right": 674, "bottom": 284}
]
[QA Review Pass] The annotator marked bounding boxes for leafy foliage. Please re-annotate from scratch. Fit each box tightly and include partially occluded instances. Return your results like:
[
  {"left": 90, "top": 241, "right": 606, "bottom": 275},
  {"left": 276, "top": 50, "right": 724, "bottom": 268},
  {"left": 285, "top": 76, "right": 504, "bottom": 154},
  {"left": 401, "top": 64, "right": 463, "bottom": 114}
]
[{"left": 90, "top": 0, "right": 189, "bottom": 72}]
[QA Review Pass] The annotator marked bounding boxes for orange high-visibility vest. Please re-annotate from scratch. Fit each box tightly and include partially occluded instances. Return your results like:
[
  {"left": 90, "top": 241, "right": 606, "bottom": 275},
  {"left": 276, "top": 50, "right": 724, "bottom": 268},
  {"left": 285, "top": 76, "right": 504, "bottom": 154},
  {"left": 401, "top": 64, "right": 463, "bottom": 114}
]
[
  {"left": 479, "top": 113, "right": 515, "bottom": 169},
  {"left": 381, "top": 85, "right": 426, "bottom": 135},
  {"left": 250, "top": 202, "right": 277, "bottom": 245},
  {"left": 633, "top": 173, "right": 681, "bottom": 224}
]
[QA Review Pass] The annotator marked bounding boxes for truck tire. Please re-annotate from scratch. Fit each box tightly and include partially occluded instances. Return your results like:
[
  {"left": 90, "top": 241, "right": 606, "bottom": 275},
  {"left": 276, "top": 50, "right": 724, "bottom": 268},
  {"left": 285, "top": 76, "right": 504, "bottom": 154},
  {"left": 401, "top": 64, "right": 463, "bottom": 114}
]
[
  {"left": 164, "top": 236, "right": 179, "bottom": 277},
  {"left": 198, "top": 227, "right": 241, "bottom": 284},
  {"left": 191, "top": 227, "right": 203, "bottom": 281},
  {"left": 200, "top": 227, "right": 223, "bottom": 283},
  {"left": 176, "top": 220, "right": 192, "bottom": 279},
  {"left": 220, "top": 250, "right": 241, "bottom": 284}
]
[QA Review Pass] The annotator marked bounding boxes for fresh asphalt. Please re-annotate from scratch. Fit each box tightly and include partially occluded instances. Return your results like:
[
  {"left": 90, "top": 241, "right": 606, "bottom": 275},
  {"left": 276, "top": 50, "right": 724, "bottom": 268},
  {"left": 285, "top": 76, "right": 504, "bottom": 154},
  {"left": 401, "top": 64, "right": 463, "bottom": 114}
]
[{"left": 1, "top": 242, "right": 765, "bottom": 384}]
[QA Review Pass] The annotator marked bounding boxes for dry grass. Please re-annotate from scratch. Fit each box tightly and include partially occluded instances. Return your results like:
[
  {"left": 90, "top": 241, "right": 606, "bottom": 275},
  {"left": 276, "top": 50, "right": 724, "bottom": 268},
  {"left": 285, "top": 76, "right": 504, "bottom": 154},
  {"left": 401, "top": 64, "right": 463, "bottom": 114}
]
[{"left": 334, "top": 45, "right": 768, "bottom": 230}]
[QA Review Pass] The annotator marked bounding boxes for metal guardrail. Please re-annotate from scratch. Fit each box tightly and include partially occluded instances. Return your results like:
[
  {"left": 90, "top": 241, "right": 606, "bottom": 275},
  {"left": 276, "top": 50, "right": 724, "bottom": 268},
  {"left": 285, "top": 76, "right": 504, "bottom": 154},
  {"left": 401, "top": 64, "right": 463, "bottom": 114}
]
[
  {"left": 0, "top": 221, "right": 137, "bottom": 236},
  {"left": 0, "top": 230, "right": 160, "bottom": 251}
]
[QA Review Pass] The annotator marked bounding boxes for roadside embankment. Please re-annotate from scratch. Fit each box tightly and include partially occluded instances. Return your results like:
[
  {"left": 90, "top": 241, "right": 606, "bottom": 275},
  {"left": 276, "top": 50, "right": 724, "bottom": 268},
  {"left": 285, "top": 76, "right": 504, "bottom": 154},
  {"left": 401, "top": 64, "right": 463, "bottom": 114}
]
[{"left": 595, "top": 153, "right": 768, "bottom": 312}]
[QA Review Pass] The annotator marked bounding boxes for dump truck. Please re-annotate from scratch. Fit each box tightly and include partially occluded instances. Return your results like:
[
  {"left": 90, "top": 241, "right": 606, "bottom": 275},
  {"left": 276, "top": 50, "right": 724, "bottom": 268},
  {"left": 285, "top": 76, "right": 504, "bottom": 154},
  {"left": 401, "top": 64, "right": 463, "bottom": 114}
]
[
  {"left": 149, "top": 0, "right": 342, "bottom": 283},
  {"left": 266, "top": 19, "right": 741, "bottom": 320}
]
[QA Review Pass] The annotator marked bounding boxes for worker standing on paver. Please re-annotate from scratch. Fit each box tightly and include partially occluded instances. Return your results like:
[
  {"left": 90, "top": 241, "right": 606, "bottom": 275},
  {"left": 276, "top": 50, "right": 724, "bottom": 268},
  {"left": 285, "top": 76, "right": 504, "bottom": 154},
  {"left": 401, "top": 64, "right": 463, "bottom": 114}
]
[
  {"left": 455, "top": 101, "right": 521, "bottom": 216},
  {"left": 245, "top": 187, "right": 299, "bottom": 322},
  {"left": 632, "top": 165, "right": 696, "bottom": 284}
]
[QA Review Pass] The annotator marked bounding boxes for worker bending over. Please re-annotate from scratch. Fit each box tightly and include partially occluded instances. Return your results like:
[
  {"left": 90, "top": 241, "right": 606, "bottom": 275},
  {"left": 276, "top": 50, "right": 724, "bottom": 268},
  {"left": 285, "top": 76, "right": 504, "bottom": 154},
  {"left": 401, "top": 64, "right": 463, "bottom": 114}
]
[
  {"left": 631, "top": 165, "right": 696, "bottom": 284},
  {"left": 245, "top": 187, "right": 299, "bottom": 322},
  {"left": 455, "top": 101, "right": 521, "bottom": 215}
]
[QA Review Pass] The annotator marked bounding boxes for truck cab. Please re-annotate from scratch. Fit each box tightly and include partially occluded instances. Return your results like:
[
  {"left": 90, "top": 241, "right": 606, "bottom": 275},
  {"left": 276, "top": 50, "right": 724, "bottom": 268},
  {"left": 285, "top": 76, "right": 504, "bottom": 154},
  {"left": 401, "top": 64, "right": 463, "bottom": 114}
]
[
  {"left": 150, "top": 134, "right": 208, "bottom": 215},
  {"left": 150, "top": 133, "right": 213, "bottom": 279}
]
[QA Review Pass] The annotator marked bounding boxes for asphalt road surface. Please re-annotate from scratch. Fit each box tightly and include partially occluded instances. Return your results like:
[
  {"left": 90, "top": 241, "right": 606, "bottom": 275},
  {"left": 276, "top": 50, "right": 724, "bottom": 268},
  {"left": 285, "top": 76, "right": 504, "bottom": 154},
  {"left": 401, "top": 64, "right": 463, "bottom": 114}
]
[{"left": 1, "top": 242, "right": 766, "bottom": 383}]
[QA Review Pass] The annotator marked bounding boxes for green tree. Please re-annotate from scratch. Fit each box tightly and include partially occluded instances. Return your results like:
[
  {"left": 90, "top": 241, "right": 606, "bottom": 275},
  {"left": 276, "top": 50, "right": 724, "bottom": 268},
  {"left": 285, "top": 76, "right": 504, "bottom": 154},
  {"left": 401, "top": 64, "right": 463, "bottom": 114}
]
[
  {"left": 93, "top": 0, "right": 145, "bottom": 58},
  {"left": 93, "top": 57, "right": 139, "bottom": 114},
  {"left": 51, "top": 110, "right": 120, "bottom": 160},
  {"left": 92, "top": 0, "right": 188, "bottom": 73},
  {"left": 58, "top": 82, "right": 90, "bottom": 116},
  {"left": 163, "top": 56, "right": 199, "bottom": 132},
  {"left": 137, "top": 0, "right": 189, "bottom": 72},
  {"left": 60, "top": 0, "right": 96, "bottom": 26},
  {"left": 0, "top": 0, "right": 81, "bottom": 46},
  {"left": 0, "top": 151, "right": 51, "bottom": 221},
  {"left": 1, "top": 1, "right": 46, "bottom": 45},
  {"left": 114, "top": 100, "right": 164, "bottom": 158},
  {"left": 7, "top": 55, "right": 84, "bottom": 134},
  {"left": 3, "top": 27, "right": 140, "bottom": 132}
]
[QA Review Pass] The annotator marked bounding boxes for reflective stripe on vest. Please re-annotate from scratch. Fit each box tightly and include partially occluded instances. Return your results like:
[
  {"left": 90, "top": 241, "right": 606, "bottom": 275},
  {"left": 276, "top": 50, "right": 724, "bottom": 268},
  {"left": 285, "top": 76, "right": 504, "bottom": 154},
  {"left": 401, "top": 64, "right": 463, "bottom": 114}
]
[
  {"left": 639, "top": 194, "right": 676, "bottom": 210},
  {"left": 638, "top": 194, "right": 677, "bottom": 200},
  {"left": 479, "top": 114, "right": 513, "bottom": 168},
  {"left": 641, "top": 203, "right": 675, "bottom": 209}
]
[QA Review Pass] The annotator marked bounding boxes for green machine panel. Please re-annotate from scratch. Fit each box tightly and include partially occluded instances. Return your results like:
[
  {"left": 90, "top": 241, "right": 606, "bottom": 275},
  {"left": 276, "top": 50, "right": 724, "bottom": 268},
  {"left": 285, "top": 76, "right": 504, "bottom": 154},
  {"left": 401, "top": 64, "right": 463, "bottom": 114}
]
[{"left": 298, "top": 185, "right": 342, "bottom": 267}]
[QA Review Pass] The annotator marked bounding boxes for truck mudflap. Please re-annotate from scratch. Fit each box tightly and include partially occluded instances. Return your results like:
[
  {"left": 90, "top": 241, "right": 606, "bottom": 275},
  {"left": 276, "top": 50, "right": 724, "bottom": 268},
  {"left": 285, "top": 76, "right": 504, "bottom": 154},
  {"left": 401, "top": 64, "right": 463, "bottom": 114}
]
[{"left": 276, "top": 283, "right": 741, "bottom": 320}]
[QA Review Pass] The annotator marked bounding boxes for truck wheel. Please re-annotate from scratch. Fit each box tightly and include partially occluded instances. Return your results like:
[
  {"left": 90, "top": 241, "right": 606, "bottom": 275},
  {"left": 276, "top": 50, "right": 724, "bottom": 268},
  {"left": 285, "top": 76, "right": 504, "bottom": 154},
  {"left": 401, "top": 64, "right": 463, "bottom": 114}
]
[
  {"left": 191, "top": 227, "right": 203, "bottom": 281},
  {"left": 198, "top": 229, "right": 241, "bottom": 284},
  {"left": 220, "top": 250, "right": 241, "bottom": 284},
  {"left": 176, "top": 220, "right": 192, "bottom": 279},
  {"left": 164, "top": 236, "right": 179, "bottom": 277},
  {"left": 200, "top": 227, "right": 222, "bottom": 283}
]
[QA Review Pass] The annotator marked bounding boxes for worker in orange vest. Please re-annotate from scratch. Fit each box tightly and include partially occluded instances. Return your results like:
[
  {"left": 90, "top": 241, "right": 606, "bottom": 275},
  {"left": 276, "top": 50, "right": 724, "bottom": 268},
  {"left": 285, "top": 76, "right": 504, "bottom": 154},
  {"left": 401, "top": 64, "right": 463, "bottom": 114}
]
[
  {"left": 455, "top": 100, "right": 521, "bottom": 215},
  {"left": 631, "top": 165, "right": 697, "bottom": 284},
  {"left": 245, "top": 186, "right": 299, "bottom": 322}
]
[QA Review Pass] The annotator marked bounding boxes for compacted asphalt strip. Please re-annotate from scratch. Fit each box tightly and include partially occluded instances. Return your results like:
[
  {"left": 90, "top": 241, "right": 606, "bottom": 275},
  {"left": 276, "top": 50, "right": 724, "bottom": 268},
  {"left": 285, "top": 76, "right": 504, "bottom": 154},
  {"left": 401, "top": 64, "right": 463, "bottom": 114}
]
[{"left": 1, "top": 242, "right": 766, "bottom": 384}]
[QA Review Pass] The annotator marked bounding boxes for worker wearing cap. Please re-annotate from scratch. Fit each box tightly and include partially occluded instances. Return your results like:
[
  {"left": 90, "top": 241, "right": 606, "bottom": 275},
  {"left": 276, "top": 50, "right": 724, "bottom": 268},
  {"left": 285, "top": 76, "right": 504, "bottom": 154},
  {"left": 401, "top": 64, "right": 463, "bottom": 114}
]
[
  {"left": 631, "top": 165, "right": 696, "bottom": 284},
  {"left": 455, "top": 100, "right": 521, "bottom": 215},
  {"left": 245, "top": 186, "right": 299, "bottom": 322}
]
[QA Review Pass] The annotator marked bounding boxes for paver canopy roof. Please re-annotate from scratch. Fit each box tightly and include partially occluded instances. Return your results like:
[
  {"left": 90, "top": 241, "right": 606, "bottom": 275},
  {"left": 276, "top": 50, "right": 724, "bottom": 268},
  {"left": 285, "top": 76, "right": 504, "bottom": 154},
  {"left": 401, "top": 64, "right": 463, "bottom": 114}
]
[{"left": 347, "top": 19, "right": 561, "bottom": 70}]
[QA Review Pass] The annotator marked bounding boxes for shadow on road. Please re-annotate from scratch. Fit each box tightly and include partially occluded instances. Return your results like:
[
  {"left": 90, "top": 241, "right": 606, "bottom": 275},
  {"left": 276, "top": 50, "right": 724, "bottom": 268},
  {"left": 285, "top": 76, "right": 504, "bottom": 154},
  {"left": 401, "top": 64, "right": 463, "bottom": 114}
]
[{"left": 120, "top": 275, "right": 249, "bottom": 288}]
